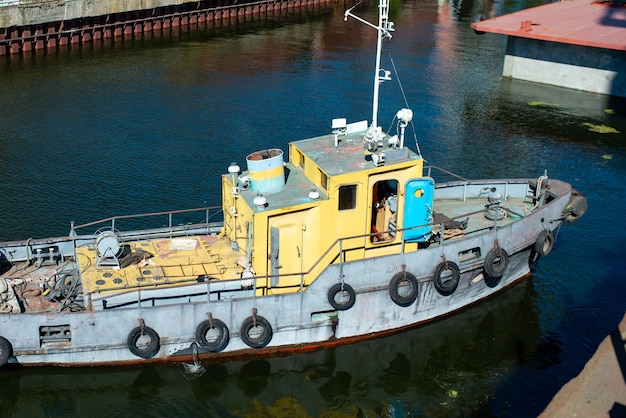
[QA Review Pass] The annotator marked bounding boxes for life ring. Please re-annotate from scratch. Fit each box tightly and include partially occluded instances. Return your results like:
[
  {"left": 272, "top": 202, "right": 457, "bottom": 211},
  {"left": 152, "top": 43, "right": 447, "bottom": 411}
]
[
  {"left": 534, "top": 230, "right": 554, "bottom": 256},
  {"left": 484, "top": 247, "right": 509, "bottom": 279},
  {"left": 196, "top": 318, "right": 230, "bottom": 353},
  {"left": 433, "top": 261, "right": 460, "bottom": 296},
  {"left": 0, "top": 336, "right": 12, "bottom": 367},
  {"left": 240, "top": 315, "right": 273, "bottom": 349},
  {"left": 389, "top": 271, "right": 419, "bottom": 307},
  {"left": 127, "top": 326, "right": 160, "bottom": 359},
  {"left": 327, "top": 283, "right": 356, "bottom": 310}
]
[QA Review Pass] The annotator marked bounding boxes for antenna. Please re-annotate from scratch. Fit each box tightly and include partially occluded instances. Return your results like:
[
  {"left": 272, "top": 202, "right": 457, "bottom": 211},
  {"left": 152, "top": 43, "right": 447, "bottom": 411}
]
[{"left": 344, "top": 0, "right": 395, "bottom": 152}]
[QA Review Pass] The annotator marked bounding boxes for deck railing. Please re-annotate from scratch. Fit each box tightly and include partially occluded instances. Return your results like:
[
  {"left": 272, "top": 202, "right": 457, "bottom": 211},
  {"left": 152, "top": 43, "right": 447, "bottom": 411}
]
[
  {"left": 424, "top": 165, "right": 470, "bottom": 183},
  {"left": 90, "top": 178, "right": 533, "bottom": 309},
  {"left": 70, "top": 206, "right": 224, "bottom": 239}
]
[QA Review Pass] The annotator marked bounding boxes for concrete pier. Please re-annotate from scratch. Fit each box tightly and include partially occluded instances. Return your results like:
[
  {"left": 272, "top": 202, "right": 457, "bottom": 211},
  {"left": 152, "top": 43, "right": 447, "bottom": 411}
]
[
  {"left": 471, "top": 0, "right": 626, "bottom": 98},
  {"left": 0, "top": 0, "right": 337, "bottom": 56},
  {"left": 540, "top": 312, "right": 626, "bottom": 417}
]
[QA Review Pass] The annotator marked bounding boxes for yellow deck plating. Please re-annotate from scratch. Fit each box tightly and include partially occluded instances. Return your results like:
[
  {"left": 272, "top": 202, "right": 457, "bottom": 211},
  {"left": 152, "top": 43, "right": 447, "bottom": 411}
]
[{"left": 77, "top": 235, "right": 242, "bottom": 295}]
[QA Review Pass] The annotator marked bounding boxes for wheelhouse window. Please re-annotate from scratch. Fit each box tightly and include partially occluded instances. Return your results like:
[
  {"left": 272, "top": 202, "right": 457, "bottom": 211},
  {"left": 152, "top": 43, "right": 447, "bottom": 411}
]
[
  {"left": 371, "top": 180, "right": 398, "bottom": 243},
  {"left": 293, "top": 150, "right": 302, "bottom": 168},
  {"left": 338, "top": 185, "right": 357, "bottom": 210},
  {"left": 320, "top": 170, "right": 328, "bottom": 191}
]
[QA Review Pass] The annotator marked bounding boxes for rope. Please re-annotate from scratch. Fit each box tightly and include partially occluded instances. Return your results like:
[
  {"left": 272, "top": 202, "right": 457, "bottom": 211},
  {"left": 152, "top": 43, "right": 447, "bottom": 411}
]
[{"left": 390, "top": 56, "right": 422, "bottom": 157}]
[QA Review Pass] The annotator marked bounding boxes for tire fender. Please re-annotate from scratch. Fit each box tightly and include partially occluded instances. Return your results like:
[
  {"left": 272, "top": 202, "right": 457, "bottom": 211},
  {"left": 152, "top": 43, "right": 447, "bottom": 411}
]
[
  {"left": 433, "top": 261, "right": 460, "bottom": 296},
  {"left": 240, "top": 314, "right": 273, "bottom": 349},
  {"left": 0, "top": 336, "right": 12, "bottom": 367},
  {"left": 196, "top": 318, "right": 230, "bottom": 353},
  {"left": 484, "top": 247, "right": 509, "bottom": 279},
  {"left": 389, "top": 271, "right": 419, "bottom": 307},
  {"left": 534, "top": 230, "right": 555, "bottom": 256},
  {"left": 127, "top": 325, "right": 160, "bottom": 359},
  {"left": 327, "top": 283, "right": 356, "bottom": 311}
]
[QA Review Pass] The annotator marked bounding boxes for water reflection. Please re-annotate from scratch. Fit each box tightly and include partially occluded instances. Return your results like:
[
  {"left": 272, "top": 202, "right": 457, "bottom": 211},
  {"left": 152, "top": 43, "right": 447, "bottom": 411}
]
[{"left": 495, "top": 79, "right": 626, "bottom": 146}]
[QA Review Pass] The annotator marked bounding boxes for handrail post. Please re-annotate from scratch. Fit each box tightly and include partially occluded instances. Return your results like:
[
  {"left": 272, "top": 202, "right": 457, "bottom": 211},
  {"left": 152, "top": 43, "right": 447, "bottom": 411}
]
[
  {"left": 493, "top": 210, "right": 499, "bottom": 232},
  {"left": 439, "top": 222, "right": 445, "bottom": 247},
  {"left": 339, "top": 239, "right": 344, "bottom": 283}
]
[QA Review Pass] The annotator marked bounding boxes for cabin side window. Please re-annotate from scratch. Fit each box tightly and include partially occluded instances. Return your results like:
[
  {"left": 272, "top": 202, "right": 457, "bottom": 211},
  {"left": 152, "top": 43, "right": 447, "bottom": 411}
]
[
  {"left": 371, "top": 180, "right": 398, "bottom": 243},
  {"left": 338, "top": 185, "right": 357, "bottom": 210},
  {"left": 292, "top": 150, "right": 302, "bottom": 168},
  {"left": 320, "top": 170, "right": 328, "bottom": 191}
]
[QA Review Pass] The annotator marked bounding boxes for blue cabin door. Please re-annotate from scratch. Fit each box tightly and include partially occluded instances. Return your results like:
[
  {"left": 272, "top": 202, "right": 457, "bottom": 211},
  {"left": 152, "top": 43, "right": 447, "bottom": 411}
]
[{"left": 403, "top": 178, "right": 434, "bottom": 242}]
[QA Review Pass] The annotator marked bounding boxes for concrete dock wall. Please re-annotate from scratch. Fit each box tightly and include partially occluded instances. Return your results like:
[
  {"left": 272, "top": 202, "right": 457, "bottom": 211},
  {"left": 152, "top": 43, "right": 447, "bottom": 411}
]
[
  {"left": 0, "top": 0, "right": 337, "bottom": 55},
  {"left": 0, "top": 1, "right": 210, "bottom": 27},
  {"left": 503, "top": 37, "right": 626, "bottom": 98}
]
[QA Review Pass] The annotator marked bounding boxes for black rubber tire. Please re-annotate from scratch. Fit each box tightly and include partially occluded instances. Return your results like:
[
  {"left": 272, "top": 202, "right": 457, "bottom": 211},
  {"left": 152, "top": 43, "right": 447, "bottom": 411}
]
[
  {"left": 127, "top": 326, "right": 160, "bottom": 359},
  {"left": 433, "top": 261, "right": 460, "bottom": 296},
  {"left": 195, "top": 318, "right": 230, "bottom": 353},
  {"left": 484, "top": 247, "right": 509, "bottom": 279},
  {"left": 389, "top": 271, "right": 419, "bottom": 307},
  {"left": 0, "top": 336, "right": 12, "bottom": 367},
  {"left": 240, "top": 315, "right": 273, "bottom": 349},
  {"left": 327, "top": 283, "right": 356, "bottom": 310},
  {"left": 563, "top": 192, "right": 587, "bottom": 223},
  {"left": 534, "top": 230, "right": 555, "bottom": 256}
]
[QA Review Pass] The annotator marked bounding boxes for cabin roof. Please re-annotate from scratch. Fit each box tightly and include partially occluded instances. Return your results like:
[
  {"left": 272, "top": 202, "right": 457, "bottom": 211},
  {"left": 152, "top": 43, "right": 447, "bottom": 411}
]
[
  {"left": 296, "top": 132, "right": 372, "bottom": 175},
  {"left": 295, "top": 131, "right": 421, "bottom": 176},
  {"left": 238, "top": 161, "right": 326, "bottom": 212},
  {"left": 237, "top": 130, "right": 422, "bottom": 212}
]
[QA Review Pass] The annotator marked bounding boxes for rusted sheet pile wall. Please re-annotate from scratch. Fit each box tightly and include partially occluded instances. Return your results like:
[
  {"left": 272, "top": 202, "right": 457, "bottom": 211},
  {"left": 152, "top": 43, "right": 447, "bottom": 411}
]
[{"left": 0, "top": 0, "right": 335, "bottom": 55}]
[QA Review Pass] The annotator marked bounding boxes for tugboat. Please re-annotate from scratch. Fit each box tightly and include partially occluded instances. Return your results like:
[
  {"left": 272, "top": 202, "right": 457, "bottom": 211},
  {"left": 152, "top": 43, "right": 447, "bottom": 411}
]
[{"left": 0, "top": 0, "right": 586, "bottom": 366}]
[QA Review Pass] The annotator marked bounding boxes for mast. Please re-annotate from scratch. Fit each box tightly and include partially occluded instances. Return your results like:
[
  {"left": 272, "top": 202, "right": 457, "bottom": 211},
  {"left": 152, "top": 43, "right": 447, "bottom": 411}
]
[
  {"left": 344, "top": 0, "right": 394, "bottom": 152},
  {"left": 372, "top": 0, "right": 391, "bottom": 132}
]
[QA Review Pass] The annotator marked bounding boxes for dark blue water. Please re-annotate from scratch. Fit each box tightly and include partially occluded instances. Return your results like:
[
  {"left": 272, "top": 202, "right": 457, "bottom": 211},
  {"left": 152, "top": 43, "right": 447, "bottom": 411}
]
[{"left": 1, "top": 0, "right": 625, "bottom": 416}]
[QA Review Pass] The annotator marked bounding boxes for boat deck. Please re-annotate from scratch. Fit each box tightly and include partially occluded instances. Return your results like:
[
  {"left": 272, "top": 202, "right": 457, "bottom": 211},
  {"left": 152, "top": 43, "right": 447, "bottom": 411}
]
[
  {"left": 433, "top": 195, "right": 534, "bottom": 237},
  {"left": 0, "top": 183, "right": 539, "bottom": 313},
  {"left": 76, "top": 234, "right": 242, "bottom": 296},
  {"left": 75, "top": 190, "right": 536, "bottom": 296}
]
